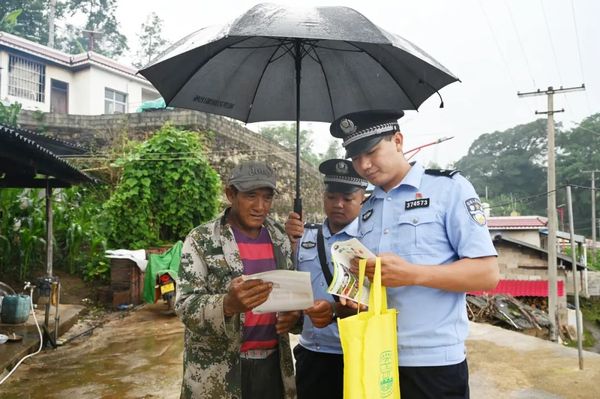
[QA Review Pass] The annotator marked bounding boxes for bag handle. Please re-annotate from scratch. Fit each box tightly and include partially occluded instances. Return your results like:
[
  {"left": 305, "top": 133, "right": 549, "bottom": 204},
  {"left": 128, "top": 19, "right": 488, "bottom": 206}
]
[{"left": 357, "top": 257, "right": 386, "bottom": 315}]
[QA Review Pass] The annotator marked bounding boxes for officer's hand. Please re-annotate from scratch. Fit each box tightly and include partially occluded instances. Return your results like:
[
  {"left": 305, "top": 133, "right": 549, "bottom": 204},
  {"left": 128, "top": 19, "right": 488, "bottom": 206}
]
[
  {"left": 304, "top": 300, "right": 334, "bottom": 328},
  {"left": 338, "top": 296, "right": 367, "bottom": 312},
  {"left": 350, "top": 254, "right": 416, "bottom": 287},
  {"left": 275, "top": 310, "right": 301, "bottom": 334},
  {"left": 284, "top": 212, "right": 304, "bottom": 247},
  {"left": 223, "top": 277, "right": 273, "bottom": 316}
]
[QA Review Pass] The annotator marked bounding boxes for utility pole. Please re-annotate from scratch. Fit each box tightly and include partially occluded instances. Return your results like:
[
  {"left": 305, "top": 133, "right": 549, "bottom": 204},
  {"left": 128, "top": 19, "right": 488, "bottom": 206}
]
[
  {"left": 48, "top": 0, "right": 56, "bottom": 48},
  {"left": 517, "top": 84, "right": 585, "bottom": 342},
  {"left": 583, "top": 170, "right": 599, "bottom": 264}
]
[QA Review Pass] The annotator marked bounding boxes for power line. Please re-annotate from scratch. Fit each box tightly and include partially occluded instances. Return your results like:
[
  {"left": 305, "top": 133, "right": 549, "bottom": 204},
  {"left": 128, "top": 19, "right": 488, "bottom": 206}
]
[
  {"left": 476, "top": 0, "right": 534, "bottom": 115},
  {"left": 569, "top": 0, "right": 594, "bottom": 114},
  {"left": 504, "top": 0, "right": 537, "bottom": 88},
  {"left": 538, "top": 0, "right": 573, "bottom": 113},
  {"left": 539, "top": 0, "right": 563, "bottom": 83}
]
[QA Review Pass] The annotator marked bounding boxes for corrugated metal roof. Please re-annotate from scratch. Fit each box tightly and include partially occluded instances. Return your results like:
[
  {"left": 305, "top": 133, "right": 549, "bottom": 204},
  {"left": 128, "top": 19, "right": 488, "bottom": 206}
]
[
  {"left": 0, "top": 123, "right": 94, "bottom": 188},
  {"left": 488, "top": 216, "right": 547, "bottom": 230},
  {"left": 469, "top": 279, "right": 565, "bottom": 297}
]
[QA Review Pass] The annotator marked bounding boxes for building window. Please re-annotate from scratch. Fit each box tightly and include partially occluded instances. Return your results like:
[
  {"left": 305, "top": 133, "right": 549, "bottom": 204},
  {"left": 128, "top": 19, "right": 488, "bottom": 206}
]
[
  {"left": 8, "top": 54, "right": 46, "bottom": 102},
  {"left": 104, "top": 88, "right": 127, "bottom": 114}
]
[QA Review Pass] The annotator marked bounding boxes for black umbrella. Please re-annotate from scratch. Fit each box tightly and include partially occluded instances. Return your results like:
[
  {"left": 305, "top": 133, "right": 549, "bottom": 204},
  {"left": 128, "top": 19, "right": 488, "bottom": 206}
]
[{"left": 139, "top": 3, "right": 459, "bottom": 214}]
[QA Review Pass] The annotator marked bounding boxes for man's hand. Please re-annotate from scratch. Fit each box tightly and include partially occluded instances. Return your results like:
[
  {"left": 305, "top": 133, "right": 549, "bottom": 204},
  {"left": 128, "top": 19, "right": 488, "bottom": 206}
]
[
  {"left": 275, "top": 311, "right": 301, "bottom": 334},
  {"left": 223, "top": 277, "right": 273, "bottom": 316},
  {"left": 284, "top": 211, "right": 304, "bottom": 250},
  {"left": 304, "top": 300, "right": 335, "bottom": 328}
]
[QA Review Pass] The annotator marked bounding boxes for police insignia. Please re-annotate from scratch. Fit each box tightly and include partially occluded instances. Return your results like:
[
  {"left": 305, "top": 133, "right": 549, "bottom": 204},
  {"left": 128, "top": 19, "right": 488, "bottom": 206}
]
[
  {"left": 340, "top": 118, "right": 357, "bottom": 135},
  {"left": 301, "top": 241, "right": 316, "bottom": 249},
  {"left": 465, "top": 198, "right": 486, "bottom": 226},
  {"left": 362, "top": 209, "right": 373, "bottom": 221}
]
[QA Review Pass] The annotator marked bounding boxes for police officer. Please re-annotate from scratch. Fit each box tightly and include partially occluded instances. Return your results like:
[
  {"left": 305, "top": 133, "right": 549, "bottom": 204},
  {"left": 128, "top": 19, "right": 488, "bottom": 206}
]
[
  {"left": 330, "top": 110, "right": 499, "bottom": 399},
  {"left": 284, "top": 159, "right": 368, "bottom": 399}
]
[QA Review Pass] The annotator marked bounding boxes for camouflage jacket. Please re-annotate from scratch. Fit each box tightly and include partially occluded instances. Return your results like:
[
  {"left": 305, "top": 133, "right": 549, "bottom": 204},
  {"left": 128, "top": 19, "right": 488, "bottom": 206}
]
[{"left": 175, "top": 209, "right": 297, "bottom": 399}]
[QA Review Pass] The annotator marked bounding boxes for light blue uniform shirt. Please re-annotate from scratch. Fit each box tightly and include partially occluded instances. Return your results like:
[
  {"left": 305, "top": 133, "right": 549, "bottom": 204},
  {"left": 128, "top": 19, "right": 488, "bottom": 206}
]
[
  {"left": 359, "top": 162, "right": 497, "bottom": 367},
  {"left": 297, "top": 218, "right": 360, "bottom": 354}
]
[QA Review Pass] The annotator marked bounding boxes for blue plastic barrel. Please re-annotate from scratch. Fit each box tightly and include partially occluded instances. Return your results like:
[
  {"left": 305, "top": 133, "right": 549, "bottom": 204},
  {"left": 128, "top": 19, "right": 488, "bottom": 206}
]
[{"left": 1, "top": 294, "right": 30, "bottom": 324}]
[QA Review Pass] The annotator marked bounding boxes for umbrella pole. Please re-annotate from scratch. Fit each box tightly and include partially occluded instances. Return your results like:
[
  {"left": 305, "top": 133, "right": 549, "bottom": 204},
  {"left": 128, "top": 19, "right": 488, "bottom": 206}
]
[{"left": 294, "top": 39, "right": 302, "bottom": 217}]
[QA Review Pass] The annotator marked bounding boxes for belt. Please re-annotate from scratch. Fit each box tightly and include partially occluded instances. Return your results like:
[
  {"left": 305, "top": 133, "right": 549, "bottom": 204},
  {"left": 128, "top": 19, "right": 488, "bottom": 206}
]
[{"left": 240, "top": 348, "right": 277, "bottom": 360}]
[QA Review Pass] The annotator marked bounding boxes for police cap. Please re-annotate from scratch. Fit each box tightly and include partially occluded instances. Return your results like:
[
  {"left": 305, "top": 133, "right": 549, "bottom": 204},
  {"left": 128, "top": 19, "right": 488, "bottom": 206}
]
[
  {"left": 330, "top": 110, "right": 404, "bottom": 158},
  {"left": 319, "top": 159, "right": 368, "bottom": 194}
]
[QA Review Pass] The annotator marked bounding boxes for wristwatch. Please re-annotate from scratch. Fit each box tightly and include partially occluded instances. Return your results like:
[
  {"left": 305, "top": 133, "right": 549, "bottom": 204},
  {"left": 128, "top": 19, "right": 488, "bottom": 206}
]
[{"left": 330, "top": 302, "right": 338, "bottom": 322}]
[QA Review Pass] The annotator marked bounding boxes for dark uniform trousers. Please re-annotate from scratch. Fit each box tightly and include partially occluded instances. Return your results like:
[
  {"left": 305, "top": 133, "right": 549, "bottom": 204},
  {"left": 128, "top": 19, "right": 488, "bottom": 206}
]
[
  {"left": 294, "top": 344, "right": 344, "bottom": 399},
  {"left": 399, "top": 359, "right": 470, "bottom": 399}
]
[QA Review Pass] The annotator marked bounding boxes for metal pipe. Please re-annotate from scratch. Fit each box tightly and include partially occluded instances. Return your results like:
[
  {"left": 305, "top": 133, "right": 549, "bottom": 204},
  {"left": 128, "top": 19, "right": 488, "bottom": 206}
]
[{"left": 53, "top": 281, "right": 61, "bottom": 343}]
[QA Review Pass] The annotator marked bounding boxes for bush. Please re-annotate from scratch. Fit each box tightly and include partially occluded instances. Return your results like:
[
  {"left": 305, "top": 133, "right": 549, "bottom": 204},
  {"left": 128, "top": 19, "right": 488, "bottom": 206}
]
[{"left": 103, "top": 123, "right": 221, "bottom": 248}]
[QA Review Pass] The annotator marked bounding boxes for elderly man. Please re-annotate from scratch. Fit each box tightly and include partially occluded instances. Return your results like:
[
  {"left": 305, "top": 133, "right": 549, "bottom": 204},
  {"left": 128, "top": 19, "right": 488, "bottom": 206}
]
[
  {"left": 331, "top": 110, "right": 499, "bottom": 399},
  {"left": 176, "top": 160, "right": 299, "bottom": 399},
  {"left": 285, "top": 158, "right": 368, "bottom": 399}
]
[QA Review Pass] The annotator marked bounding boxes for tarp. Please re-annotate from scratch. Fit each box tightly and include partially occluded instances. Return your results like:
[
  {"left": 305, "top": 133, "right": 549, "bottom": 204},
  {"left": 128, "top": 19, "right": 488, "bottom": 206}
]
[
  {"left": 135, "top": 97, "right": 169, "bottom": 112},
  {"left": 142, "top": 241, "right": 182, "bottom": 303}
]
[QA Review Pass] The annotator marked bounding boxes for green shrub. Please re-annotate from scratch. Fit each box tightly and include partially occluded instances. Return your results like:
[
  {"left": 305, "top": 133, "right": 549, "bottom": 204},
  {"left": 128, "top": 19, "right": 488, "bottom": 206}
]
[{"left": 103, "top": 123, "right": 221, "bottom": 248}]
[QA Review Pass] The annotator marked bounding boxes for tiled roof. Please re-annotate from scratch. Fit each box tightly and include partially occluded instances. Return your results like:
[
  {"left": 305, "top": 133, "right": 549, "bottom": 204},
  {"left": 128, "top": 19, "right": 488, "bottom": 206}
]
[
  {"left": 488, "top": 216, "right": 548, "bottom": 229},
  {"left": 0, "top": 31, "right": 149, "bottom": 82},
  {"left": 469, "top": 279, "right": 565, "bottom": 297}
]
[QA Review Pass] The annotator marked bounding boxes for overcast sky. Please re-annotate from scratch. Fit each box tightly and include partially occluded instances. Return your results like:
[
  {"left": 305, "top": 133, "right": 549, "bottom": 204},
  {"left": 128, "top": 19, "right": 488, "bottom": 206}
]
[{"left": 116, "top": 0, "right": 600, "bottom": 167}]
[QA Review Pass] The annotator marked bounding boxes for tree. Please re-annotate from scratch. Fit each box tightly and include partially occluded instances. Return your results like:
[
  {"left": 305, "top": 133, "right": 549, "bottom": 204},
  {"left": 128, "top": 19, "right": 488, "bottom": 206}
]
[
  {"left": 0, "top": 1, "right": 62, "bottom": 43},
  {"left": 318, "top": 139, "right": 343, "bottom": 162},
  {"left": 133, "top": 12, "right": 169, "bottom": 68},
  {"left": 454, "top": 119, "right": 549, "bottom": 216},
  {"left": 59, "top": 0, "right": 127, "bottom": 58},
  {"left": 103, "top": 124, "right": 221, "bottom": 248},
  {"left": 0, "top": 102, "right": 21, "bottom": 126},
  {"left": 0, "top": 9, "right": 22, "bottom": 33},
  {"left": 556, "top": 113, "right": 600, "bottom": 237},
  {"left": 259, "top": 124, "right": 320, "bottom": 166}
]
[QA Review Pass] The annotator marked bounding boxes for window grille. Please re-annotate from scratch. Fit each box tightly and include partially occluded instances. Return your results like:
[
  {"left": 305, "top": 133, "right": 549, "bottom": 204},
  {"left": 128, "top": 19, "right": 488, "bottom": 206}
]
[
  {"left": 104, "top": 88, "right": 127, "bottom": 114},
  {"left": 8, "top": 54, "right": 46, "bottom": 102}
]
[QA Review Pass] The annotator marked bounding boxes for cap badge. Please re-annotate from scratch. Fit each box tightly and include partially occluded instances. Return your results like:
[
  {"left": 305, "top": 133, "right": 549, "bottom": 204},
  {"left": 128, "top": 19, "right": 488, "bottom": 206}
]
[
  {"left": 335, "top": 161, "right": 348, "bottom": 174},
  {"left": 340, "top": 118, "right": 356, "bottom": 135}
]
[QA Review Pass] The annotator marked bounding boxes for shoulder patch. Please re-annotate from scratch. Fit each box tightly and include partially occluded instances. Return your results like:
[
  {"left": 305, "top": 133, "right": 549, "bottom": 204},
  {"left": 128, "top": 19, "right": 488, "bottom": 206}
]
[
  {"left": 301, "top": 241, "right": 316, "bottom": 249},
  {"left": 425, "top": 168, "right": 460, "bottom": 178},
  {"left": 465, "top": 197, "right": 486, "bottom": 226},
  {"left": 362, "top": 209, "right": 373, "bottom": 222}
]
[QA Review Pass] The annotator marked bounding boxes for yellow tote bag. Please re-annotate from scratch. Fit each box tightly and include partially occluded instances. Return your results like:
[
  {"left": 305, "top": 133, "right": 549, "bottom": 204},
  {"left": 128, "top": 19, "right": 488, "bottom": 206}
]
[{"left": 338, "top": 258, "right": 400, "bottom": 399}]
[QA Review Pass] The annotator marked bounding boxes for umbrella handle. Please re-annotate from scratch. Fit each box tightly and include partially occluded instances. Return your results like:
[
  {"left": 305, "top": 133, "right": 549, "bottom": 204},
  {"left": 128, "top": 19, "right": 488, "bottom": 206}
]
[{"left": 294, "top": 197, "right": 302, "bottom": 219}]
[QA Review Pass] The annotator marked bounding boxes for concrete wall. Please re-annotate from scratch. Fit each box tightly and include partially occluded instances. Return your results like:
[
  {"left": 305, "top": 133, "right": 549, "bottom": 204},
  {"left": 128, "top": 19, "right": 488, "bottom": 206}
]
[
  {"left": 17, "top": 109, "right": 325, "bottom": 222},
  {"left": 494, "top": 241, "right": 568, "bottom": 309}
]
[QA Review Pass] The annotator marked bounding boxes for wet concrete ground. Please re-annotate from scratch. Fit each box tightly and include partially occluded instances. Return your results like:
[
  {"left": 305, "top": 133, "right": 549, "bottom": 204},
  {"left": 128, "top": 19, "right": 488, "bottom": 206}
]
[
  {"left": 2, "top": 304, "right": 600, "bottom": 398},
  {"left": 0, "top": 303, "right": 183, "bottom": 399}
]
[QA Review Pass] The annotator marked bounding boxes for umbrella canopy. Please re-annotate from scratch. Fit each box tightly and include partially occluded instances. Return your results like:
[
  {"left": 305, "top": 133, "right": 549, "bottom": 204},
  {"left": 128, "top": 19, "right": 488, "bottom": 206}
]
[{"left": 139, "top": 3, "right": 459, "bottom": 212}]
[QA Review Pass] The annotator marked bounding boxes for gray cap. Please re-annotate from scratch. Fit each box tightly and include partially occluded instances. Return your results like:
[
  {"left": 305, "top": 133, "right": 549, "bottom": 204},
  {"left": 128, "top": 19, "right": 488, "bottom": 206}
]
[{"left": 228, "top": 160, "right": 277, "bottom": 192}]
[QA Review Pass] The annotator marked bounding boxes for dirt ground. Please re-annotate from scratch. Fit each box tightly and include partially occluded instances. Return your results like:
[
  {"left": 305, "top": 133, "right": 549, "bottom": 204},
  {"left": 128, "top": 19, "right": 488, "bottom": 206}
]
[
  {"left": 3, "top": 274, "right": 600, "bottom": 398},
  {"left": 467, "top": 322, "right": 600, "bottom": 398}
]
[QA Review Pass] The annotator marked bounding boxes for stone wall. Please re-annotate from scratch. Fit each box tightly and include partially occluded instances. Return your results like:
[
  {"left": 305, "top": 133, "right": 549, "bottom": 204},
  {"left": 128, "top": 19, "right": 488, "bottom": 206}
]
[{"left": 17, "top": 109, "right": 325, "bottom": 222}]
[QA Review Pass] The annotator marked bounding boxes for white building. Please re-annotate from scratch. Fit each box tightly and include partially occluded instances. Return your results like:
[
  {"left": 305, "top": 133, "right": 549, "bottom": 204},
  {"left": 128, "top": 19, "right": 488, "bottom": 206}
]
[{"left": 0, "top": 31, "right": 159, "bottom": 115}]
